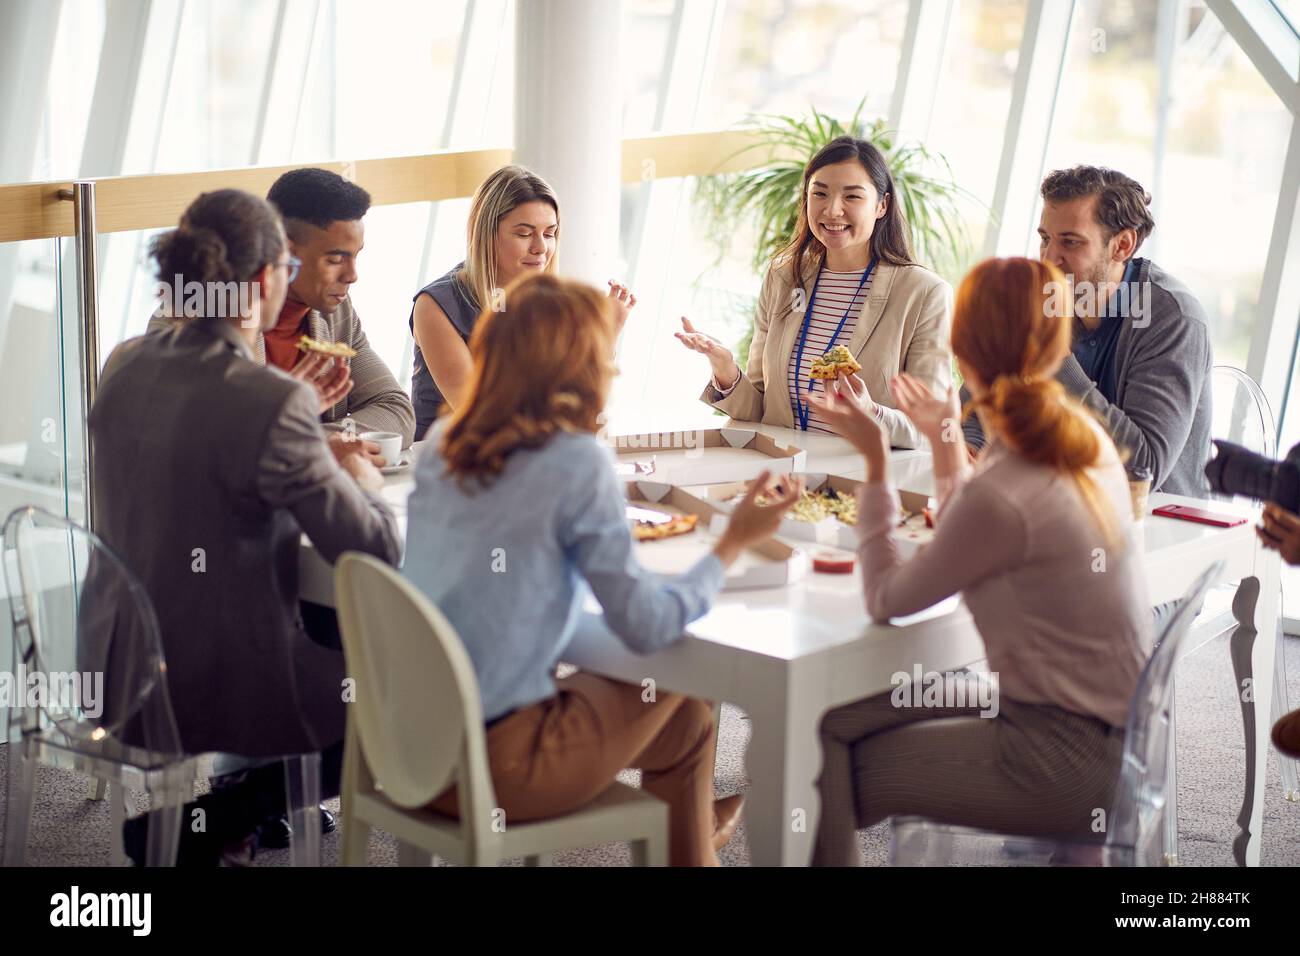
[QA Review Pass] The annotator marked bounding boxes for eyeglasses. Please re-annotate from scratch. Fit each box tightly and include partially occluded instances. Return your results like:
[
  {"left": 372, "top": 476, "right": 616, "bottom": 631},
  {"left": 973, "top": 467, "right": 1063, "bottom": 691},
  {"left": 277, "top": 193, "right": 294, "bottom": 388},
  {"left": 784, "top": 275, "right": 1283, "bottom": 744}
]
[{"left": 281, "top": 255, "right": 301, "bottom": 284}]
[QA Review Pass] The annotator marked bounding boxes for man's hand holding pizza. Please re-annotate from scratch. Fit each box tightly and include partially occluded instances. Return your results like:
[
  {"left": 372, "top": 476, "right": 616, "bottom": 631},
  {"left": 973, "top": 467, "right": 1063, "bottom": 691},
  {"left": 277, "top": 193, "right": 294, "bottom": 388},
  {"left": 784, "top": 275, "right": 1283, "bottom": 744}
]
[{"left": 290, "top": 336, "right": 356, "bottom": 414}]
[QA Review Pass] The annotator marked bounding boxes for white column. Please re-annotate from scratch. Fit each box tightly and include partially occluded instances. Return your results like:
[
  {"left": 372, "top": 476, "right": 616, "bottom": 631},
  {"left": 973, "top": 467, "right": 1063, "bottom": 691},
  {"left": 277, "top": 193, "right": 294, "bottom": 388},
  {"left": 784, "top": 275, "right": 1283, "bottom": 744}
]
[{"left": 514, "top": 0, "right": 623, "bottom": 286}]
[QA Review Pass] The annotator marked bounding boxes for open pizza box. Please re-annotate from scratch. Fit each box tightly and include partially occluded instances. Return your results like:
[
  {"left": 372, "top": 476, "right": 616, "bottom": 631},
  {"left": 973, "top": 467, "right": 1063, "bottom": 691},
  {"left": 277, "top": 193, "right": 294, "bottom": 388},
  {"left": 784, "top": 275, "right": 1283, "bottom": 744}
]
[
  {"left": 608, "top": 427, "right": 807, "bottom": 486},
  {"left": 685, "top": 473, "right": 937, "bottom": 556},
  {"left": 625, "top": 480, "right": 808, "bottom": 591}
]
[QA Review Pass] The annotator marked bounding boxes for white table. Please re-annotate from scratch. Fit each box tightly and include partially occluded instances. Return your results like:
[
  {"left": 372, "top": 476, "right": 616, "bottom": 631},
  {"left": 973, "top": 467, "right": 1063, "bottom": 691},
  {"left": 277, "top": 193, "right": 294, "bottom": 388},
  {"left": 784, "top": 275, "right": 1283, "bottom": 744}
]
[{"left": 299, "top": 423, "right": 1284, "bottom": 867}]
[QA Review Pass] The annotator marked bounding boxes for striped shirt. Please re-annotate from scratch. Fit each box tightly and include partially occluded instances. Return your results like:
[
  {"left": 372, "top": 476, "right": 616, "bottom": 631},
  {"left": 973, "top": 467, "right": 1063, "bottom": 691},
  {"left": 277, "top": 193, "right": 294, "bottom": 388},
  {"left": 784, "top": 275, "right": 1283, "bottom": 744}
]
[{"left": 788, "top": 268, "right": 873, "bottom": 434}]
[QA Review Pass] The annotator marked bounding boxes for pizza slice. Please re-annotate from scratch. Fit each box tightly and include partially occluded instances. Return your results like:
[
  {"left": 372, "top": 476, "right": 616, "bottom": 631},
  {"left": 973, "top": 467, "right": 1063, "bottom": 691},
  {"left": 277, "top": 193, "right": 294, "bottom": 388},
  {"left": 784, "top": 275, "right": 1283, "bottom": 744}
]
[
  {"left": 629, "top": 508, "right": 698, "bottom": 542},
  {"left": 297, "top": 334, "right": 357, "bottom": 359},
  {"left": 809, "top": 344, "right": 862, "bottom": 380}
]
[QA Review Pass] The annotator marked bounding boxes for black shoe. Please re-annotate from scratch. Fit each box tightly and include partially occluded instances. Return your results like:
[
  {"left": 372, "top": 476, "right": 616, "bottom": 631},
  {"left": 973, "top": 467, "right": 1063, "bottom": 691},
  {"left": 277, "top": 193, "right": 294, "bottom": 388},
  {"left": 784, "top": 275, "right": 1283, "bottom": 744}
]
[
  {"left": 256, "top": 806, "right": 337, "bottom": 850},
  {"left": 256, "top": 815, "right": 292, "bottom": 850},
  {"left": 122, "top": 792, "right": 258, "bottom": 867}
]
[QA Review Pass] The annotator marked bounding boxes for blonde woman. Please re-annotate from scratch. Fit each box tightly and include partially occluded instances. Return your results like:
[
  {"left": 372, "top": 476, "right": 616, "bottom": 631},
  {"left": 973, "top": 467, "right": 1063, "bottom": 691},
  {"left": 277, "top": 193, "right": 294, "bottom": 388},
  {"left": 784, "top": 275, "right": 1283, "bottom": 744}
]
[
  {"left": 676, "top": 136, "right": 951, "bottom": 449},
  {"left": 403, "top": 273, "right": 801, "bottom": 865},
  {"left": 408, "top": 164, "right": 634, "bottom": 437},
  {"left": 806, "top": 257, "right": 1151, "bottom": 865}
]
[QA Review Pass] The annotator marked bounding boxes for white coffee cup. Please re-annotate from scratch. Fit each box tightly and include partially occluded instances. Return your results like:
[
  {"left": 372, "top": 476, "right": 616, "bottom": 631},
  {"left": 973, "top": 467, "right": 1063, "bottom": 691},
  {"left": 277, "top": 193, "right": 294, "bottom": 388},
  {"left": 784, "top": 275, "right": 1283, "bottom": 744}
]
[{"left": 360, "top": 431, "right": 402, "bottom": 467}]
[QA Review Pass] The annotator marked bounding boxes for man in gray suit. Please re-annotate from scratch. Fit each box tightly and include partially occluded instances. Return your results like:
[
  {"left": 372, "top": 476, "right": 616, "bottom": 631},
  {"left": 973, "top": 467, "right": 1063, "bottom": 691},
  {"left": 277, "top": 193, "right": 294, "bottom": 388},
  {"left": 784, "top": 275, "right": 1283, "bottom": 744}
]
[{"left": 90, "top": 188, "right": 401, "bottom": 863}]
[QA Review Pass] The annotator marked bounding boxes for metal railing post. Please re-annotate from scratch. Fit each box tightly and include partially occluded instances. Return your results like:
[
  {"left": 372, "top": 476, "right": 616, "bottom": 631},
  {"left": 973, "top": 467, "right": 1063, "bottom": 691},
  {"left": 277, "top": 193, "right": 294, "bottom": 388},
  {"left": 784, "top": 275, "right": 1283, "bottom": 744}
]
[{"left": 58, "top": 181, "right": 99, "bottom": 531}]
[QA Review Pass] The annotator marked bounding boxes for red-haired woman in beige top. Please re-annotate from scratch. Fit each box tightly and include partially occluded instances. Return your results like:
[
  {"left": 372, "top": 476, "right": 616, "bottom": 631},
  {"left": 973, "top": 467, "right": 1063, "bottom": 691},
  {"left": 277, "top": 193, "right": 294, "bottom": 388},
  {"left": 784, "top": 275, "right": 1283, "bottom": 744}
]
[{"left": 807, "top": 257, "right": 1152, "bottom": 866}]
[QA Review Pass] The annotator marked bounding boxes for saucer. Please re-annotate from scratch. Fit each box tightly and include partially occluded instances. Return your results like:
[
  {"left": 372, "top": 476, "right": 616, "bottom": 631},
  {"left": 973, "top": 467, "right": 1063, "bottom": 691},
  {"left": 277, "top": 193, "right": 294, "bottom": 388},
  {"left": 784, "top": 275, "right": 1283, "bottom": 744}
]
[{"left": 380, "top": 452, "right": 412, "bottom": 475}]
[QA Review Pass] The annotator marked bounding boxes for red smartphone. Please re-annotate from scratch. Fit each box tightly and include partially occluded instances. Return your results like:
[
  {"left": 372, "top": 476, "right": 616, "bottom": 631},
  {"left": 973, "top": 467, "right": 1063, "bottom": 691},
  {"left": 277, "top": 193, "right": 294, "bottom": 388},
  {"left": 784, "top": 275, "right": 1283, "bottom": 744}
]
[{"left": 1151, "top": 504, "right": 1247, "bottom": 528}]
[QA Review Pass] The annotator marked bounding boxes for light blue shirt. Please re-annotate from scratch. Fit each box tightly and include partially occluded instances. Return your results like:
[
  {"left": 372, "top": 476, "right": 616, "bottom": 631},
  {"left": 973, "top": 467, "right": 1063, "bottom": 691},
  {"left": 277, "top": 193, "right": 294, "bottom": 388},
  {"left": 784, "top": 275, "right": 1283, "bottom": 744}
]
[{"left": 402, "top": 425, "right": 726, "bottom": 721}]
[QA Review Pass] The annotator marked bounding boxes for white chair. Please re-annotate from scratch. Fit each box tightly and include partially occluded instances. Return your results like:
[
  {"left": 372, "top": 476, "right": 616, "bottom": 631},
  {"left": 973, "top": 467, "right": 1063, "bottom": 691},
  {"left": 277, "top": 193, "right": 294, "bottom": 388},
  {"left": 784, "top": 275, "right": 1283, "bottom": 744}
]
[
  {"left": 333, "top": 552, "right": 668, "bottom": 867},
  {"left": 890, "top": 562, "right": 1224, "bottom": 866}
]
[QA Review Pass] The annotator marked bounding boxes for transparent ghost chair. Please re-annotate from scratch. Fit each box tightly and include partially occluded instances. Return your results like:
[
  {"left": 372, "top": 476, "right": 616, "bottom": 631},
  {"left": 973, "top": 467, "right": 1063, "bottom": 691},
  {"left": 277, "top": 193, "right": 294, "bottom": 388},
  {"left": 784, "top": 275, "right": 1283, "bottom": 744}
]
[
  {"left": 1, "top": 506, "right": 321, "bottom": 866},
  {"left": 890, "top": 561, "right": 1224, "bottom": 866},
  {"left": 1208, "top": 365, "right": 1296, "bottom": 806}
]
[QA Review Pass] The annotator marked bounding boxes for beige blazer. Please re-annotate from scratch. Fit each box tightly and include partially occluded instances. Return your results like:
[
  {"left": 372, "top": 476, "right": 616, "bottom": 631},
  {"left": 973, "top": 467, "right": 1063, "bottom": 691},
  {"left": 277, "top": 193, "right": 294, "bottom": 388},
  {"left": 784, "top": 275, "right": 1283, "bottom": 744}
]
[{"left": 702, "top": 259, "right": 953, "bottom": 449}]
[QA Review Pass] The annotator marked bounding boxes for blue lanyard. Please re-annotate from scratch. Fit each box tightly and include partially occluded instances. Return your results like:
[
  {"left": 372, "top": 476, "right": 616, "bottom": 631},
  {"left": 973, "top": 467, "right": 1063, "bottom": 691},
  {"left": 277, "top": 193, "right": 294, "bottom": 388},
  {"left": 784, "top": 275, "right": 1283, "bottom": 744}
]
[{"left": 792, "top": 257, "right": 877, "bottom": 431}]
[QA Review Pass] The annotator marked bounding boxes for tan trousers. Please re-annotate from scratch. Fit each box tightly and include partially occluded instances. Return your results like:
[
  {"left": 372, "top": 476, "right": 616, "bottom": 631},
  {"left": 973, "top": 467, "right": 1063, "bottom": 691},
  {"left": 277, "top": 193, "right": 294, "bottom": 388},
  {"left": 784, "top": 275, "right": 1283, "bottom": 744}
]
[
  {"left": 430, "top": 673, "right": 719, "bottom": 866},
  {"left": 812, "top": 678, "right": 1126, "bottom": 866}
]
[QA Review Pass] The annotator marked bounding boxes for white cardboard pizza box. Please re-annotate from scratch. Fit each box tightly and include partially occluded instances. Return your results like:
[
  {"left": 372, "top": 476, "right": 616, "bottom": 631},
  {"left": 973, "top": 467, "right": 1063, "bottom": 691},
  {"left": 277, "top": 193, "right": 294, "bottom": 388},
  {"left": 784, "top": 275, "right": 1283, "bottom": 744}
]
[
  {"left": 891, "top": 488, "right": 936, "bottom": 558},
  {"left": 625, "top": 480, "right": 807, "bottom": 591},
  {"left": 685, "top": 473, "right": 936, "bottom": 556},
  {"left": 607, "top": 427, "right": 807, "bottom": 487},
  {"left": 686, "top": 476, "right": 841, "bottom": 545}
]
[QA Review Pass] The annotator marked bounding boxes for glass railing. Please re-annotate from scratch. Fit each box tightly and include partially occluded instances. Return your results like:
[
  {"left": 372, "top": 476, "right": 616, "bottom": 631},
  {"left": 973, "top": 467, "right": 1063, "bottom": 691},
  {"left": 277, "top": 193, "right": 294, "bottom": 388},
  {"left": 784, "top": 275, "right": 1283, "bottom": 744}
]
[
  {"left": 0, "top": 236, "right": 78, "bottom": 522},
  {"left": 0, "top": 231, "right": 78, "bottom": 712}
]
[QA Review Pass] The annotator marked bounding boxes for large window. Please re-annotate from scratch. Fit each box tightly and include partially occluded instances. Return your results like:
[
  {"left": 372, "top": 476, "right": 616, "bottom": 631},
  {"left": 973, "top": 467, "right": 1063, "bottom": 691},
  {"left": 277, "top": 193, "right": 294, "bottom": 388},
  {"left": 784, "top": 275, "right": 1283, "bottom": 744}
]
[
  {"left": 7, "top": 0, "right": 1300, "bottom": 442},
  {"left": 613, "top": 0, "right": 912, "bottom": 423},
  {"left": 923, "top": 0, "right": 1028, "bottom": 277},
  {"left": 701, "top": 0, "right": 908, "bottom": 129},
  {"left": 1045, "top": 0, "right": 1293, "bottom": 371},
  {"left": 13, "top": 0, "right": 516, "bottom": 393}
]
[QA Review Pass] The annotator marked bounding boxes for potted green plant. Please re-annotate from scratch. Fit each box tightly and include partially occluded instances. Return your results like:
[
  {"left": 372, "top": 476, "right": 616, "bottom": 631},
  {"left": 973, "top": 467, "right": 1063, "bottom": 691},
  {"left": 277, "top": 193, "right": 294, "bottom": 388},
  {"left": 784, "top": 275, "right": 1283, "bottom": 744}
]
[{"left": 694, "top": 98, "right": 983, "bottom": 368}]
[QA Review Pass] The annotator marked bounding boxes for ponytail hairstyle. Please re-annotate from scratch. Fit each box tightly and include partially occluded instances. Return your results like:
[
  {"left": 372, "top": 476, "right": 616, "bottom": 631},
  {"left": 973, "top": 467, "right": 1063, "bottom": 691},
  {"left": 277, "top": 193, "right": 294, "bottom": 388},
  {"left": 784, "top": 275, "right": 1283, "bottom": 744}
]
[
  {"left": 772, "top": 134, "right": 916, "bottom": 285},
  {"left": 149, "top": 189, "right": 285, "bottom": 318},
  {"left": 440, "top": 273, "right": 615, "bottom": 488},
  {"left": 952, "top": 257, "right": 1123, "bottom": 551},
  {"left": 460, "top": 165, "right": 560, "bottom": 312}
]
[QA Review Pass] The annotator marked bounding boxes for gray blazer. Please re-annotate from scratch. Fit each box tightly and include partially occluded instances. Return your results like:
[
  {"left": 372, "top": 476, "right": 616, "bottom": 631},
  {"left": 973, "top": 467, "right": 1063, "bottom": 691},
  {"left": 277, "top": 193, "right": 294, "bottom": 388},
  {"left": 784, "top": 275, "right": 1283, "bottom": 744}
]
[
  {"left": 87, "top": 317, "right": 402, "bottom": 756},
  {"left": 148, "top": 296, "right": 416, "bottom": 447}
]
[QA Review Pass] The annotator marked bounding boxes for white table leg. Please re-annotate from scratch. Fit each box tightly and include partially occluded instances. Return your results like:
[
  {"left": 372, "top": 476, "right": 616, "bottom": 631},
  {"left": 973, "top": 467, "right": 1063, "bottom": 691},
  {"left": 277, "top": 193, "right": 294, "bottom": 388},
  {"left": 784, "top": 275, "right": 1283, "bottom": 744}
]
[
  {"left": 732, "top": 660, "right": 826, "bottom": 867},
  {"left": 1228, "top": 562, "right": 1280, "bottom": 867}
]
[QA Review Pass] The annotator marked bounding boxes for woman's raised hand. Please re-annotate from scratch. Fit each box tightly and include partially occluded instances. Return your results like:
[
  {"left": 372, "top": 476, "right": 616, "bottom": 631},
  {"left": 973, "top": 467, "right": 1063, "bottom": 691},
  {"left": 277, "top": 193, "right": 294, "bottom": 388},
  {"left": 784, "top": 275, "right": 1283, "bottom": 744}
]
[
  {"left": 607, "top": 280, "right": 637, "bottom": 335},
  {"left": 713, "top": 470, "right": 805, "bottom": 566},
  {"left": 890, "top": 372, "right": 960, "bottom": 445},
  {"left": 808, "top": 380, "right": 888, "bottom": 476},
  {"left": 675, "top": 317, "right": 740, "bottom": 389},
  {"left": 832, "top": 369, "right": 876, "bottom": 417}
]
